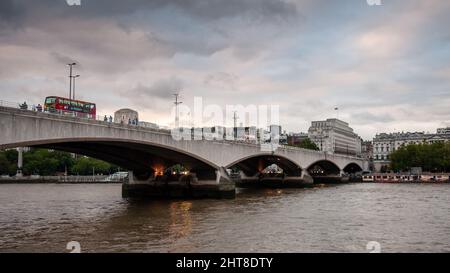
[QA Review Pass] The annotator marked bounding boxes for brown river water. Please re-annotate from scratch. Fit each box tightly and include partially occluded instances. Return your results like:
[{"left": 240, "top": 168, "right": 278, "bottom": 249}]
[{"left": 0, "top": 183, "right": 449, "bottom": 252}]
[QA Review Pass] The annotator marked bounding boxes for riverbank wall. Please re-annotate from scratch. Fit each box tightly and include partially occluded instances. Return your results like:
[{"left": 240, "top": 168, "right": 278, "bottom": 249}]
[{"left": 0, "top": 175, "right": 124, "bottom": 184}]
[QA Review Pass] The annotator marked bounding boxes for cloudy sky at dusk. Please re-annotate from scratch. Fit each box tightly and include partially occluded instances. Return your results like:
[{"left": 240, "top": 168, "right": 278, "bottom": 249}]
[{"left": 1, "top": 0, "right": 449, "bottom": 139}]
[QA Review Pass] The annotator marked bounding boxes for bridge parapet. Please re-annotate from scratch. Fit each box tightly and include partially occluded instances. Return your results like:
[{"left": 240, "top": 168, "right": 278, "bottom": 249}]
[{"left": 0, "top": 106, "right": 368, "bottom": 174}]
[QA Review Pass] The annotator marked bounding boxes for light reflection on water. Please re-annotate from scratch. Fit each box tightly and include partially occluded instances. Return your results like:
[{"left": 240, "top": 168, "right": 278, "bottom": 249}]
[{"left": 0, "top": 183, "right": 449, "bottom": 253}]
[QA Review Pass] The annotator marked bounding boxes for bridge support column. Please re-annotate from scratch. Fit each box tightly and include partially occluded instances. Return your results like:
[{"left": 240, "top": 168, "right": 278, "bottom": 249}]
[
  {"left": 16, "top": 147, "right": 23, "bottom": 177},
  {"left": 237, "top": 169, "right": 314, "bottom": 189},
  {"left": 339, "top": 169, "right": 350, "bottom": 182},
  {"left": 363, "top": 161, "right": 370, "bottom": 172},
  {"left": 235, "top": 171, "right": 259, "bottom": 188},
  {"left": 122, "top": 168, "right": 235, "bottom": 199},
  {"left": 300, "top": 169, "right": 314, "bottom": 185}
]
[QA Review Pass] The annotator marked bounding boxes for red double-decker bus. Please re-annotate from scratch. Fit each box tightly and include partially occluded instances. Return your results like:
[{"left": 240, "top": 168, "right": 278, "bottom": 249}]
[{"left": 44, "top": 96, "right": 96, "bottom": 119}]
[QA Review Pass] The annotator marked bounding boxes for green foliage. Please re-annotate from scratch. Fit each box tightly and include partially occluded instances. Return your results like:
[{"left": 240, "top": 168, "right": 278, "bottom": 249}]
[
  {"left": 71, "top": 157, "right": 112, "bottom": 175},
  {"left": 4, "top": 149, "right": 18, "bottom": 163},
  {"left": 288, "top": 138, "right": 320, "bottom": 151},
  {"left": 380, "top": 165, "right": 389, "bottom": 173},
  {"left": 390, "top": 142, "right": 450, "bottom": 172},
  {"left": 54, "top": 151, "right": 76, "bottom": 173},
  {"left": 166, "top": 164, "right": 187, "bottom": 174},
  {"left": 0, "top": 152, "right": 17, "bottom": 175},
  {"left": 23, "top": 149, "right": 60, "bottom": 175},
  {"left": 0, "top": 148, "right": 120, "bottom": 176}
]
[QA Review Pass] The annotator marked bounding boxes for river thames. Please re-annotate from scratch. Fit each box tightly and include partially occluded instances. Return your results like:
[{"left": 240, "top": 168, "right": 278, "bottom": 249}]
[{"left": 0, "top": 183, "right": 449, "bottom": 253}]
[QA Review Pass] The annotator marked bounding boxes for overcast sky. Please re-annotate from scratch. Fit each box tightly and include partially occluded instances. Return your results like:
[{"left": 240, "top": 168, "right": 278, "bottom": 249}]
[{"left": 1, "top": 0, "right": 449, "bottom": 139}]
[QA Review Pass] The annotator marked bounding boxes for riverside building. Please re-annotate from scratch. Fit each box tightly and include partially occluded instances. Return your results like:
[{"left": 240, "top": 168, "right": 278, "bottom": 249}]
[
  {"left": 372, "top": 129, "right": 450, "bottom": 171},
  {"left": 308, "top": 119, "right": 362, "bottom": 156}
]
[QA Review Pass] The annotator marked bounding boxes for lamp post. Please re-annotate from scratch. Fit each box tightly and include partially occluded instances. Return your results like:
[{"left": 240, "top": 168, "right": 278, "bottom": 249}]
[
  {"left": 72, "top": 75, "right": 80, "bottom": 100},
  {"left": 67, "top": 63, "right": 77, "bottom": 100},
  {"left": 173, "top": 93, "right": 182, "bottom": 128},
  {"left": 233, "top": 111, "right": 238, "bottom": 139},
  {"left": 16, "top": 147, "right": 23, "bottom": 177}
]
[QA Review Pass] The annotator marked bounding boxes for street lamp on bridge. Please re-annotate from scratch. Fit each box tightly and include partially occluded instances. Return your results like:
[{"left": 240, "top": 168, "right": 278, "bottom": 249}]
[
  {"left": 72, "top": 75, "right": 80, "bottom": 100},
  {"left": 67, "top": 62, "right": 77, "bottom": 101},
  {"left": 173, "top": 93, "right": 182, "bottom": 128}
]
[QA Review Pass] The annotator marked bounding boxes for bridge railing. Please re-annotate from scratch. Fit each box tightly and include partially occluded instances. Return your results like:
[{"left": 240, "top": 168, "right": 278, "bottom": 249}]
[
  {"left": 0, "top": 100, "right": 367, "bottom": 161},
  {"left": 0, "top": 100, "right": 21, "bottom": 109},
  {"left": 0, "top": 99, "right": 113, "bottom": 122},
  {"left": 43, "top": 109, "right": 107, "bottom": 122}
]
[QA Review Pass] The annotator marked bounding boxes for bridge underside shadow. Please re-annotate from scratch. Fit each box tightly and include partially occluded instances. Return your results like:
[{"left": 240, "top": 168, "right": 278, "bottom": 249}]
[
  {"left": 342, "top": 163, "right": 364, "bottom": 182},
  {"left": 227, "top": 155, "right": 313, "bottom": 188},
  {"left": 33, "top": 140, "right": 235, "bottom": 199},
  {"left": 35, "top": 141, "right": 216, "bottom": 179},
  {"left": 343, "top": 163, "right": 363, "bottom": 174},
  {"left": 232, "top": 155, "right": 302, "bottom": 177},
  {"left": 307, "top": 160, "right": 343, "bottom": 184}
]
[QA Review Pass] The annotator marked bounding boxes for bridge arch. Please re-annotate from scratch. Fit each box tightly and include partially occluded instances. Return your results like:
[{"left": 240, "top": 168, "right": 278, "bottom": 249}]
[
  {"left": 226, "top": 153, "right": 303, "bottom": 177},
  {"left": 307, "top": 160, "right": 341, "bottom": 176},
  {"left": 2, "top": 138, "right": 220, "bottom": 180},
  {"left": 0, "top": 107, "right": 368, "bottom": 179},
  {"left": 343, "top": 162, "right": 363, "bottom": 174}
]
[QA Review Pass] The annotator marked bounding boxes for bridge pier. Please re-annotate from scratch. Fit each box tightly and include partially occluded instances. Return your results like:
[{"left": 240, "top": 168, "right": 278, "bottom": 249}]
[
  {"left": 16, "top": 147, "right": 24, "bottom": 177},
  {"left": 300, "top": 169, "right": 314, "bottom": 185},
  {"left": 310, "top": 175, "right": 343, "bottom": 184},
  {"left": 235, "top": 169, "right": 314, "bottom": 189},
  {"left": 122, "top": 168, "right": 235, "bottom": 199},
  {"left": 0, "top": 106, "right": 368, "bottom": 193}
]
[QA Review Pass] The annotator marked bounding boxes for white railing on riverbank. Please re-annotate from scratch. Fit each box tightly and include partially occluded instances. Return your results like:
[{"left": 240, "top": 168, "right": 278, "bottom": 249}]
[{"left": 0, "top": 175, "right": 128, "bottom": 183}]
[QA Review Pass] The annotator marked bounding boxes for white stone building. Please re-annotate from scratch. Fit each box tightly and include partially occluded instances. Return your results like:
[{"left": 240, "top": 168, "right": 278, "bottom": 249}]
[
  {"left": 308, "top": 119, "right": 362, "bottom": 156},
  {"left": 372, "top": 130, "right": 450, "bottom": 171},
  {"left": 114, "top": 108, "right": 138, "bottom": 124},
  {"left": 437, "top": 127, "right": 450, "bottom": 134}
]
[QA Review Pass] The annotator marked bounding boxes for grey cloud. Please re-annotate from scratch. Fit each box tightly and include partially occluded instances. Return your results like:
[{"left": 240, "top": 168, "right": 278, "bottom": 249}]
[
  {"left": 0, "top": 0, "right": 25, "bottom": 22},
  {"left": 352, "top": 111, "right": 395, "bottom": 125},
  {"left": 1, "top": 0, "right": 450, "bottom": 140},
  {"left": 124, "top": 78, "right": 184, "bottom": 110},
  {"left": 0, "top": 0, "right": 303, "bottom": 70},
  {"left": 50, "top": 52, "right": 78, "bottom": 66},
  {"left": 167, "top": 0, "right": 299, "bottom": 22},
  {"left": 2, "top": 0, "right": 299, "bottom": 24},
  {"left": 204, "top": 72, "right": 239, "bottom": 91},
  {"left": 0, "top": 0, "right": 26, "bottom": 32}
]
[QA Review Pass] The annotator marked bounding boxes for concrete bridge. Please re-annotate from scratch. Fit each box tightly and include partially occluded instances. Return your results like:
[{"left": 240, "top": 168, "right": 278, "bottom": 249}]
[{"left": 0, "top": 106, "right": 368, "bottom": 198}]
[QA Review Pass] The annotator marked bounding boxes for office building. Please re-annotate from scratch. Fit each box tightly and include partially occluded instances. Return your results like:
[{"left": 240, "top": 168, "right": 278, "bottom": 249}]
[{"left": 308, "top": 118, "right": 362, "bottom": 156}]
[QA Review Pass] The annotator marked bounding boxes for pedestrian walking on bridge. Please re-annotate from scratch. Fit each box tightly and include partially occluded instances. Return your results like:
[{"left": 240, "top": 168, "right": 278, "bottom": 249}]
[{"left": 20, "top": 102, "right": 28, "bottom": 110}]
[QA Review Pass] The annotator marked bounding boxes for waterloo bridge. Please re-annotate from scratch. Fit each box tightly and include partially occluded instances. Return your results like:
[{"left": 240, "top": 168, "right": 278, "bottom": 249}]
[{"left": 0, "top": 106, "right": 368, "bottom": 198}]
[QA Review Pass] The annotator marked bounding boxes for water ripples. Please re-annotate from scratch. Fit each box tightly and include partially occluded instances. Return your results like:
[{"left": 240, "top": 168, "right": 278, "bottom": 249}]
[{"left": 0, "top": 183, "right": 449, "bottom": 252}]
